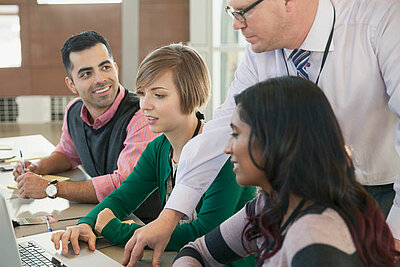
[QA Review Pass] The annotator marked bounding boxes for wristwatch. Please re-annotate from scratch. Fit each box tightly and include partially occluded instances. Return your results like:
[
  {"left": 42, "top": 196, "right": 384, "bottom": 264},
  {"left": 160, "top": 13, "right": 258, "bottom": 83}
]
[{"left": 45, "top": 179, "right": 58, "bottom": 199}]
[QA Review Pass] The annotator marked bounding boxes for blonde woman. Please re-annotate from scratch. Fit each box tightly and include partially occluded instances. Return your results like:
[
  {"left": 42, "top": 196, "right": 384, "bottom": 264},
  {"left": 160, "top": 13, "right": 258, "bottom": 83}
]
[{"left": 52, "top": 44, "right": 256, "bottom": 267}]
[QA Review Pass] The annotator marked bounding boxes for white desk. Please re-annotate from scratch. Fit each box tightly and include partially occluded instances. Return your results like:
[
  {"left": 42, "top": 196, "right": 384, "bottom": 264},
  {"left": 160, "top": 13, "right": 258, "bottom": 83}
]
[
  {"left": 0, "top": 135, "right": 94, "bottom": 237},
  {"left": 0, "top": 134, "right": 55, "bottom": 167},
  {"left": 0, "top": 135, "right": 177, "bottom": 265}
]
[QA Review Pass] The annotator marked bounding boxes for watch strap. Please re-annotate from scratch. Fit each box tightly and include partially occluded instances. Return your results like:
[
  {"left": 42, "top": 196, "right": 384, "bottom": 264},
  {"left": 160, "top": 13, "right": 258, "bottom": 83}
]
[
  {"left": 46, "top": 179, "right": 58, "bottom": 199},
  {"left": 49, "top": 179, "right": 58, "bottom": 185}
]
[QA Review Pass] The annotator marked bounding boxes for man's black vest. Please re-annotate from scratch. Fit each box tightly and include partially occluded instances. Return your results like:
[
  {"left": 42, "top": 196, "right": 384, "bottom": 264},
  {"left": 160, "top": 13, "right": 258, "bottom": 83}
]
[
  {"left": 67, "top": 89, "right": 161, "bottom": 223},
  {"left": 67, "top": 89, "right": 139, "bottom": 177}
]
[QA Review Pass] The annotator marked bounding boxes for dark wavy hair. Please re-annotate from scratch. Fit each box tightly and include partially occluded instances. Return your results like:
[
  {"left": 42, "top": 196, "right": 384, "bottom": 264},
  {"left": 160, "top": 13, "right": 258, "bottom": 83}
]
[{"left": 235, "top": 76, "right": 399, "bottom": 266}]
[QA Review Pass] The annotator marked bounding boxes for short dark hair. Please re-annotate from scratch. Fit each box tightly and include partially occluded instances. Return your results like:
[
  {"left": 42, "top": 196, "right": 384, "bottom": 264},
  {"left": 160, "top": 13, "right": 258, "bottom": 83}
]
[{"left": 61, "top": 31, "right": 113, "bottom": 78}]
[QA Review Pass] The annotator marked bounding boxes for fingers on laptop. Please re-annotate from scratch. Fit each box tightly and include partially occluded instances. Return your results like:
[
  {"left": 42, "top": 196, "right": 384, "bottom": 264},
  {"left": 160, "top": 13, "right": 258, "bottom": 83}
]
[
  {"left": 77, "top": 223, "right": 96, "bottom": 251},
  {"left": 50, "top": 224, "right": 96, "bottom": 255},
  {"left": 123, "top": 234, "right": 146, "bottom": 267},
  {"left": 51, "top": 231, "right": 61, "bottom": 250},
  {"left": 54, "top": 226, "right": 78, "bottom": 255},
  {"left": 122, "top": 236, "right": 134, "bottom": 265},
  {"left": 51, "top": 231, "right": 67, "bottom": 251},
  {"left": 152, "top": 245, "right": 163, "bottom": 267},
  {"left": 87, "top": 234, "right": 96, "bottom": 251},
  {"left": 70, "top": 227, "right": 81, "bottom": 254}
]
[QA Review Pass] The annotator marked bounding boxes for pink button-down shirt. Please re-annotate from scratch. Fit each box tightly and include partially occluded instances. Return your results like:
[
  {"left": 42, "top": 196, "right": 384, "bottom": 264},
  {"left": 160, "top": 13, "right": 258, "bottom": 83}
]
[{"left": 54, "top": 85, "right": 158, "bottom": 201}]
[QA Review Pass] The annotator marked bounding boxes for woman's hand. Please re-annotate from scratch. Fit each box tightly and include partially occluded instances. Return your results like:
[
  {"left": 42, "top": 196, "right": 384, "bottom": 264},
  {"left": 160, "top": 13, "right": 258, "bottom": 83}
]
[
  {"left": 51, "top": 223, "right": 96, "bottom": 255},
  {"left": 95, "top": 208, "right": 116, "bottom": 235}
]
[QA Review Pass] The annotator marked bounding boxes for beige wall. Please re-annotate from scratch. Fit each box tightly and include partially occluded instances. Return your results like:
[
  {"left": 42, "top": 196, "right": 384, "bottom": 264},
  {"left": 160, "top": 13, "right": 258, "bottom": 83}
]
[
  {"left": 0, "top": 0, "right": 189, "bottom": 97},
  {"left": 0, "top": 0, "right": 121, "bottom": 96},
  {"left": 139, "top": 0, "right": 189, "bottom": 61}
]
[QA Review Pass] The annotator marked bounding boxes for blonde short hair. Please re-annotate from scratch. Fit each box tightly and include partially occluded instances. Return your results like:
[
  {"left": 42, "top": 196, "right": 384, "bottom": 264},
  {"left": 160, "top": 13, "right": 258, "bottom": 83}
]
[{"left": 136, "top": 43, "right": 210, "bottom": 114}]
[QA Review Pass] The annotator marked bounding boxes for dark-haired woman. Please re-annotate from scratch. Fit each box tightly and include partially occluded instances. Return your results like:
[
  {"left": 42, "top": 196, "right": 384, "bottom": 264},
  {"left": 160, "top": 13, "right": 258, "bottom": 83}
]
[{"left": 173, "top": 76, "right": 400, "bottom": 266}]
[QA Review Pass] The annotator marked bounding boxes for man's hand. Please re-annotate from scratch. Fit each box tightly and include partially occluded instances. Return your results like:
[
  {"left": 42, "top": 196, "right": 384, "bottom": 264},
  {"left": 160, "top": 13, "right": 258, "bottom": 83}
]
[
  {"left": 95, "top": 208, "right": 116, "bottom": 235},
  {"left": 15, "top": 172, "right": 49, "bottom": 199},
  {"left": 13, "top": 160, "right": 40, "bottom": 178},
  {"left": 51, "top": 224, "right": 96, "bottom": 255},
  {"left": 122, "top": 209, "right": 183, "bottom": 267}
]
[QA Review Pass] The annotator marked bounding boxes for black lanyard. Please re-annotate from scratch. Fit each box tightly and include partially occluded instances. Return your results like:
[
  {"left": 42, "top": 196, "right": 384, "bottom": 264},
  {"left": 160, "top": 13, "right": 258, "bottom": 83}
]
[
  {"left": 170, "top": 111, "right": 204, "bottom": 187},
  {"left": 282, "top": 5, "right": 336, "bottom": 85},
  {"left": 280, "top": 198, "right": 307, "bottom": 233},
  {"left": 262, "top": 198, "right": 307, "bottom": 259},
  {"left": 191, "top": 111, "right": 204, "bottom": 138}
]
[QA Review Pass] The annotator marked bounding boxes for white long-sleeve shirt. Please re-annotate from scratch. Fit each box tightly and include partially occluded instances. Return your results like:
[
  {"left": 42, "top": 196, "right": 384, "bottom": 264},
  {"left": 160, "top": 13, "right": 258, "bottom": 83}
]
[{"left": 166, "top": 0, "right": 400, "bottom": 238}]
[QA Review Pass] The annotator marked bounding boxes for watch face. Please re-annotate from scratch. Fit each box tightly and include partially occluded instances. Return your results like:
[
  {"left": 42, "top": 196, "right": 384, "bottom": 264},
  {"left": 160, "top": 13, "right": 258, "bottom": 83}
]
[{"left": 46, "top": 184, "right": 57, "bottom": 197}]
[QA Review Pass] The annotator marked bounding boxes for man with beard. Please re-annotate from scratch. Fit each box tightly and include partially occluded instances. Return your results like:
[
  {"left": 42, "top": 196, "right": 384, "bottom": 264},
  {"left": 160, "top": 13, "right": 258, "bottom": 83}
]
[{"left": 13, "top": 31, "right": 160, "bottom": 223}]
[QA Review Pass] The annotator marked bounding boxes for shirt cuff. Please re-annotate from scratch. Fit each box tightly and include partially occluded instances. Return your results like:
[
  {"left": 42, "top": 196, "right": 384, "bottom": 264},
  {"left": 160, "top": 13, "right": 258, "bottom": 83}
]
[
  {"left": 387, "top": 204, "right": 400, "bottom": 240},
  {"left": 164, "top": 184, "right": 203, "bottom": 219},
  {"left": 91, "top": 174, "right": 115, "bottom": 202}
]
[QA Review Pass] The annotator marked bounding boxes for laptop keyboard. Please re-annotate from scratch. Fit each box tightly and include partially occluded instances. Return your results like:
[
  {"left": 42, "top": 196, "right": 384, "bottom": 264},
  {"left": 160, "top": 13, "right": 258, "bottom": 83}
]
[{"left": 18, "top": 241, "right": 66, "bottom": 267}]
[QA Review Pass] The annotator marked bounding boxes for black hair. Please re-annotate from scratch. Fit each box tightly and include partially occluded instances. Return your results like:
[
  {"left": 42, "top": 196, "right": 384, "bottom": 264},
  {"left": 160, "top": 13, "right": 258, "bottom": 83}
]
[
  {"left": 236, "top": 76, "right": 399, "bottom": 266},
  {"left": 61, "top": 30, "right": 113, "bottom": 78}
]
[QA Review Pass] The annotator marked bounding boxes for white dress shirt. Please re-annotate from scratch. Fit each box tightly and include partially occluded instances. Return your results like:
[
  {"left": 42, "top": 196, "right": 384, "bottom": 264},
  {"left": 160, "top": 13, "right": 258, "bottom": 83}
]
[{"left": 166, "top": 0, "right": 400, "bottom": 238}]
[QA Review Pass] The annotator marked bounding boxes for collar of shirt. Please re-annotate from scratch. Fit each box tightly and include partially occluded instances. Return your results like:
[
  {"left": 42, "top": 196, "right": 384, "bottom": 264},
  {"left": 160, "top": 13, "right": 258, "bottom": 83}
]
[
  {"left": 80, "top": 84, "right": 125, "bottom": 129},
  {"left": 283, "top": 0, "right": 335, "bottom": 60}
]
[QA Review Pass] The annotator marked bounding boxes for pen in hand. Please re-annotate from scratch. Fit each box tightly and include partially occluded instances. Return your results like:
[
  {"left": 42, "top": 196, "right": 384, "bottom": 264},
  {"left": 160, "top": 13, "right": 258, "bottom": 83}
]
[
  {"left": 46, "top": 217, "right": 52, "bottom": 232},
  {"left": 19, "top": 150, "right": 25, "bottom": 173}
]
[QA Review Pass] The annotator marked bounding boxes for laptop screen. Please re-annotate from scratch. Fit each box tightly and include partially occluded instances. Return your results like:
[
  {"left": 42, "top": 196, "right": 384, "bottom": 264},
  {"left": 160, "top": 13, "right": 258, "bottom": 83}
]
[{"left": 0, "top": 192, "right": 23, "bottom": 267}]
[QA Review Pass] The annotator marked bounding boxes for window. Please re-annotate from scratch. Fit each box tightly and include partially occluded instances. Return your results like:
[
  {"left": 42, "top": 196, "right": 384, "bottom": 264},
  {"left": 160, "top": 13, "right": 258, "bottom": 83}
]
[
  {"left": 214, "top": 0, "right": 246, "bottom": 104},
  {"left": 190, "top": 0, "right": 245, "bottom": 118},
  {"left": 0, "top": 5, "right": 21, "bottom": 68}
]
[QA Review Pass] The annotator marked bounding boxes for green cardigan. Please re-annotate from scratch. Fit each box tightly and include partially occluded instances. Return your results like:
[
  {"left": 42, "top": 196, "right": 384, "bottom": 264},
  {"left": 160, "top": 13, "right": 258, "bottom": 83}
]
[{"left": 78, "top": 134, "right": 256, "bottom": 252}]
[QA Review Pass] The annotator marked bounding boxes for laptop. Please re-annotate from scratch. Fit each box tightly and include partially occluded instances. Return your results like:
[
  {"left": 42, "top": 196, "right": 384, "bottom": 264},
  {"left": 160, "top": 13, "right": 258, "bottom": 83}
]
[{"left": 0, "top": 192, "right": 122, "bottom": 267}]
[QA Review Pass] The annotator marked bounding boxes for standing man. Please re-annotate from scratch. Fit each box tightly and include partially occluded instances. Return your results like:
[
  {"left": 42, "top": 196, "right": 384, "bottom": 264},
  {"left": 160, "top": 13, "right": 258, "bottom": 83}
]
[
  {"left": 121, "top": 0, "right": 400, "bottom": 266},
  {"left": 13, "top": 31, "right": 160, "bottom": 222}
]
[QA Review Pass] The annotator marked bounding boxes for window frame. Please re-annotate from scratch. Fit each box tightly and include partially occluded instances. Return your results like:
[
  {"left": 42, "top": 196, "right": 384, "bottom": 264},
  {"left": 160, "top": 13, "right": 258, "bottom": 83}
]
[
  {"left": 190, "top": 0, "right": 245, "bottom": 120},
  {"left": 0, "top": 4, "right": 22, "bottom": 68}
]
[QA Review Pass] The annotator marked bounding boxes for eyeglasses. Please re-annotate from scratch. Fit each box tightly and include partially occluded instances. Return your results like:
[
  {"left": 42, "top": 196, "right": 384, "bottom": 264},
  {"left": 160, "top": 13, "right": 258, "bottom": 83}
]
[{"left": 225, "top": 0, "right": 263, "bottom": 23}]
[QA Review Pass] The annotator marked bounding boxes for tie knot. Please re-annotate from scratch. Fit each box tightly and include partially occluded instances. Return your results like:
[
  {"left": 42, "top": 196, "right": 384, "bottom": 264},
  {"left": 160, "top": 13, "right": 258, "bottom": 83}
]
[{"left": 290, "top": 49, "right": 311, "bottom": 79}]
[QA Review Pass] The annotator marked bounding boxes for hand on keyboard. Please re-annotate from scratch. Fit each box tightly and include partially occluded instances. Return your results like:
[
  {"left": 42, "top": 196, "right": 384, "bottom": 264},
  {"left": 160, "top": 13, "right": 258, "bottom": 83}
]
[{"left": 51, "top": 223, "right": 96, "bottom": 255}]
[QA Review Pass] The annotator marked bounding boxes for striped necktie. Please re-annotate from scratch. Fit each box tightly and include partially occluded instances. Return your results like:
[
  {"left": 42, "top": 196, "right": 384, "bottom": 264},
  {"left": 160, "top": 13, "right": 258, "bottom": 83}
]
[{"left": 290, "top": 49, "right": 311, "bottom": 79}]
